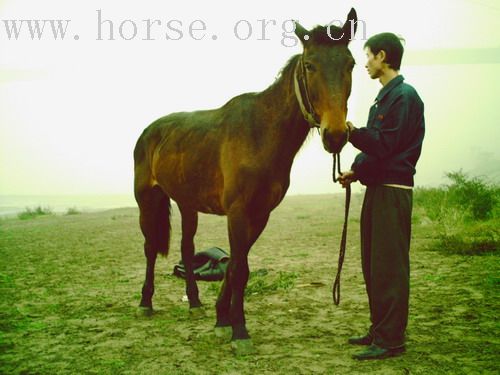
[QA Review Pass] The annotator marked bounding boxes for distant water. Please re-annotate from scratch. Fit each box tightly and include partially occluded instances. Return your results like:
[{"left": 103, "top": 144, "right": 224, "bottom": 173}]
[{"left": 0, "top": 194, "right": 137, "bottom": 217}]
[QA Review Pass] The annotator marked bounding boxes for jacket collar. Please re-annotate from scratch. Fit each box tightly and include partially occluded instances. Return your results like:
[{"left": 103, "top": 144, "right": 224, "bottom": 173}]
[{"left": 376, "top": 75, "right": 404, "bottom": 103}]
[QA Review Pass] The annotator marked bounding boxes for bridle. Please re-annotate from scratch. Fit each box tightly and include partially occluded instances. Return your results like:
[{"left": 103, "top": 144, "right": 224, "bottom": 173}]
[
  {"left": 293, "top": 56, "right": 321, "bottom": 129},
  {"left": 293, "top": 56, "right": 351, "bottom": 141},
  {"left": 293, "top": 55, "right": 351, "bottom": 306}
]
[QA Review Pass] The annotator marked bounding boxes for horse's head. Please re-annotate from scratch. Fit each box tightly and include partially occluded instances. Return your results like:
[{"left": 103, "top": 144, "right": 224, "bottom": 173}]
[{"left": 294, "top": 8, "right": 357, "bottom": 154}]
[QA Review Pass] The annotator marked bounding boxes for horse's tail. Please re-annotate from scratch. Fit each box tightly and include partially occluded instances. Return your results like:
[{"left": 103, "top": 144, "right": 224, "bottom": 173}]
[{"left": 134, "top": 130, "right": 172, "bottom": 257}]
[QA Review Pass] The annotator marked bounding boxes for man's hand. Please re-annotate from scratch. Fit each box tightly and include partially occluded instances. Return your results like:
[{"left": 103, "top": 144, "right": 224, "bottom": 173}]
[
  {"left": 338, "top": 170, "right": 357, "bottom": 188},
  {"left": 346, "top": 121, "right": 356, "bottom": 133}
]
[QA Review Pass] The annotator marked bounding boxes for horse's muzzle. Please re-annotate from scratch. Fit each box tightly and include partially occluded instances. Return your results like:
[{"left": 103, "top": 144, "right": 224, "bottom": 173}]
[{"left": 322, "top": 129, "right": 348, "bottom": 154}]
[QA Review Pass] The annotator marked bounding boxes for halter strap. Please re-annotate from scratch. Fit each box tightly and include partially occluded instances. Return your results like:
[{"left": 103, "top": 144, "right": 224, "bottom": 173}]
[{"left": 294, "top": 57, "right": 321, "bottom": 129}]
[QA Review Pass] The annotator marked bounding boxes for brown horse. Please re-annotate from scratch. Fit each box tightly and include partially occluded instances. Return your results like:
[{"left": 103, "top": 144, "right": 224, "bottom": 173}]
[{"left": 134, "top": 8, "right": 358, "bottom": 355}]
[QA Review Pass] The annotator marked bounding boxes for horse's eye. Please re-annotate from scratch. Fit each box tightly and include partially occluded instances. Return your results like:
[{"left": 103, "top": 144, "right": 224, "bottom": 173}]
[{"left": 304, "top": 62, "right": 316, "bottom": 72}]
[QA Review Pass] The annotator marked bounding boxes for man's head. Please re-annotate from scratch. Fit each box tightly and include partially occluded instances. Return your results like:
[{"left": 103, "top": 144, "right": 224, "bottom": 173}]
[{"left": 364, "top": 32, "right": 404, "bottom": 79}]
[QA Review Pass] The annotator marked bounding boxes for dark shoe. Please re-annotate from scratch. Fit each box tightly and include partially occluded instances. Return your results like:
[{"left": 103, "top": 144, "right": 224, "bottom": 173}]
[
  {"left": 348, "top": 334, "right": 372, "bottom": 346},
  {"left": 352, "top": 344, "right": 405, "bottom": 360}
]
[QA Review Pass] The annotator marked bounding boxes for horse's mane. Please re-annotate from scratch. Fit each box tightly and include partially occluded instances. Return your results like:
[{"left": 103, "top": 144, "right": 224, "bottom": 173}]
[
  {"left": 262, "top": 53, "right": 316, "bottom": 146},
  {"left": 265, "top": 54, "right": 301, "bottom": 94}
]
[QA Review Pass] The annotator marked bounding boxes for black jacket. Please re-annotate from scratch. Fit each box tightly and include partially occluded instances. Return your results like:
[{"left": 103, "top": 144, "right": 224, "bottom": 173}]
[{"left": 350, "top": 75, "right": 425, "bottom": 186}]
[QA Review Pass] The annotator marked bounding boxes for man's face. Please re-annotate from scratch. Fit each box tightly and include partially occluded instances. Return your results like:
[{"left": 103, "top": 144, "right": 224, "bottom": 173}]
[{"left": 364, "top": 47, "right": 383, "bottom": 79}]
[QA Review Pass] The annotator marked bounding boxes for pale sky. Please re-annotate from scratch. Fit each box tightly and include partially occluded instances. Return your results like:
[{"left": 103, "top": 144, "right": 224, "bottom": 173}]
[{"left": 1, "top": 0, "right": 499, "bottom": 198}]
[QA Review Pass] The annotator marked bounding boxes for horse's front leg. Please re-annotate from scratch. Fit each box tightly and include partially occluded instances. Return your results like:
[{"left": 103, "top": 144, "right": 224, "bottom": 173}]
[
  {"left": 225, "top": 211, "right": 269, "bottom": 355},
  {"left": 214, "top": 269, "right": 233, "bottom": 342}
]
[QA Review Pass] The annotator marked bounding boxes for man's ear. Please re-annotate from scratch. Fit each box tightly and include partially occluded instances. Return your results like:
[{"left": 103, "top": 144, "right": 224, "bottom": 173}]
[{"left": 377, "top": 50, "right": 386, "bottom": 63}]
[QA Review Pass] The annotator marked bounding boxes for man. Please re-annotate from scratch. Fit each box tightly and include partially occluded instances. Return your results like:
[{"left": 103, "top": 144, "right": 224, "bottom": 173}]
[{"left": 338, "top": 32, "right": 425, "bottom": 360}]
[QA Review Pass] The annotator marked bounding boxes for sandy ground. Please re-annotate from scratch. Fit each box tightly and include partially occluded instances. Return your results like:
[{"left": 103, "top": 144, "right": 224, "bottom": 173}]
[{"left": 0, "top": 194, "right": 498, "bottom": 374}]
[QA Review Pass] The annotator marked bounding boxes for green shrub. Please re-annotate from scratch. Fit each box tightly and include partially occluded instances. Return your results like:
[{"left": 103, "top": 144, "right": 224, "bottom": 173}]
[
  {"left": 413, "top": 187, "right": 448, "bottom": 221},
  {"left": 415, "top": 171, "right": 499, "bottom": 255},
  {"left": 446, "top": 171, "right": 498, "bottom": 220},
  {"left": 415, "top": 171, "right": 499, "bottom": 222},
  {"left": 17, "top": 206, "right": 53, "bottom": 220},
  {"left": 65, "top": 207, "right": 81, "bottom": 215}
]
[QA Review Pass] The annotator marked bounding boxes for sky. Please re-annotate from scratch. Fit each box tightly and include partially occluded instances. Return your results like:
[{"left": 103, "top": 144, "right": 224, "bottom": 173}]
[{"left": 1, "top": 0, "right": 499, "bottom": 199}]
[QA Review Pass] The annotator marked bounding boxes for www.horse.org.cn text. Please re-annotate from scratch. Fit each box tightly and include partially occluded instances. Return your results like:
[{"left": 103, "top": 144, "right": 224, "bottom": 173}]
[{"left": 1, "top": 9, "right": 367, "bottom": 47}]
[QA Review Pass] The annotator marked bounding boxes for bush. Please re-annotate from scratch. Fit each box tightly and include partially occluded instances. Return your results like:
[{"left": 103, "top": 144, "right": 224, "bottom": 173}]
[
  {"left": 17, "top": 206, "right": 53, "bottom": 220},
  {"left": 446, "top": 171, "right": 498, "bottom": 220},
  {"left": 413, "top": 187, "right": 448, "bottom": 221},
  {"left": 65, "top": 207, "right": 81, "bottom": 215},
  {"left": 415, "top": 171, "right": 499, "bottom": 222},
  {"left": 415, "top": 171, "right": 499, "bottom": 255}
]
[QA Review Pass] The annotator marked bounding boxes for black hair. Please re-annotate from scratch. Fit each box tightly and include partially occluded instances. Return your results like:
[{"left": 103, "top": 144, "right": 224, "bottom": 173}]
[{"left": 364, "top": 32, "right": 405, "bottom": 70}]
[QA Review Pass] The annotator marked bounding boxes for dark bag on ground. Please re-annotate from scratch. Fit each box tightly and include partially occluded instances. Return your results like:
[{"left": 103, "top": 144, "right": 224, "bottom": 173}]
[{"left": 173, "top": 247, "right": 229, "bottom": 281}]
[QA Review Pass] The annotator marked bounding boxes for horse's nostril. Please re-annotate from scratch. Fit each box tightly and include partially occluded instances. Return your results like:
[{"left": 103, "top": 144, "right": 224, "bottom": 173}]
[
  {"left": 340, "top": 132, "right": 348, "bottom": 145},
  {"left": 322, "top": 130, "right": 336, "bottom": 153},
  {"left": 322, "top": 129, "right": 348, "bottom": 153}
]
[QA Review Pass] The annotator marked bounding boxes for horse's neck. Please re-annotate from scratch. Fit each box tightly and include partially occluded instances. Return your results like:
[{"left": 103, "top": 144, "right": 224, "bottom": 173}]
[{"left": 256, "top": 65, "right": 311, "bottom": 168}]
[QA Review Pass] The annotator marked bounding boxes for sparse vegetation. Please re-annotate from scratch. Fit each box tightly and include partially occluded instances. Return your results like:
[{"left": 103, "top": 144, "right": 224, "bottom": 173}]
[
  {"left": 17, "top": 206, "right": 53, "bottom": 220},
  {"left": 245, "top": 270, "right": 298, "bottom": 297},
  {"left": 205, "top": 270, "right": 299, "bottom": 298},
  {"left": 446, "top": 171, "right": 499, "bottom": 220},
  {"left": 414, "top": 170, "right": 499, "bottom": 255},
  {"left": 0, "top": 194, "right": 498, "bottom": 374},
  {"left": 65, "top": 207, "right": 81, "bottom": 215}
]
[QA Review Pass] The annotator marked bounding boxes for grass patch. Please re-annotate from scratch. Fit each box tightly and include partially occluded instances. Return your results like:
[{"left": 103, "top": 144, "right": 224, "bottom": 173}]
[
  {"left": 17, "top": 206, "right": 53, "bottom": 220},
  {"left": 246, "top": 270, "right": 298, "bottom": 297},
  {"left": 65, "top": 207, "right": 81, "bottom": 215},
  {"left": 415, "top": 171, "right": 500, "bottom": 256},
  {"left": 205, "top": 270, "right": 299, "bottom": 298},
  {"left": 433, "top": 219, "right": 499, "bottom": 256}
]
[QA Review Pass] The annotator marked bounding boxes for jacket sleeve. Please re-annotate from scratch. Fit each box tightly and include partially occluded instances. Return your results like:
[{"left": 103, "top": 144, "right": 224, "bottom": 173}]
[
  {"left": 349, "top": 94, "right": 409, "bottom": 159},
  {"left": 351, "top": 152, "right": 383, "bottom": 186}
]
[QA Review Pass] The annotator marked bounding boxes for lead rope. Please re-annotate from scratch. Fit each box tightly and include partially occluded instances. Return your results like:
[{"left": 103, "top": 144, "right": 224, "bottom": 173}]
[{"left": 332, "top": 153, "right": 351, "bottom": 305}]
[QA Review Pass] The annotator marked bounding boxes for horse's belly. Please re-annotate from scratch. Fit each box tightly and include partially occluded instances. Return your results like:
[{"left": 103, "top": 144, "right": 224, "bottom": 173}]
[{"left": 154, "top": 156, "right": 225, "bottom": 215}]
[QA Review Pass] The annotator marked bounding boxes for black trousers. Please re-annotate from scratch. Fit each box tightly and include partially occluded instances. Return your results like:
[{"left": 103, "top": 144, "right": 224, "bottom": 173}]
[{"left": 360, "top": 185, "right": 412, "bottom": 349}]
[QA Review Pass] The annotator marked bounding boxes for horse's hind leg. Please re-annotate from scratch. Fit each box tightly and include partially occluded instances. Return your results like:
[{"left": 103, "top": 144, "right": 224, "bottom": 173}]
[
  {"left": 178, "top": 206, "right": 203, "bottom": 314},
  {"left": 136, "top": 185, "right": 171, "bottom": 312}
]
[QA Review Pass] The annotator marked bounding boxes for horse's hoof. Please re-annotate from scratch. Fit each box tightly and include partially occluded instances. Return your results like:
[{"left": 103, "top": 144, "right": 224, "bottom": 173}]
[
  {"left": 231, "top": 339, "right": 255, "bottom": 356},
  {"left": 214, "top": 326, "right": 232, "bottom": 343},
  {"left": 189, "top": 307, "right": 205, "bottom": 319},
  {"left": 137, "top": 306, "right": 153, "bottom": 317}
]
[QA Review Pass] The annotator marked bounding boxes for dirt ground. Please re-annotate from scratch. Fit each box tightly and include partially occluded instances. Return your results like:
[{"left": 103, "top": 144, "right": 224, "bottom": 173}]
[{"left": 0, "top": 194, "right": 498, "bottom": 374}]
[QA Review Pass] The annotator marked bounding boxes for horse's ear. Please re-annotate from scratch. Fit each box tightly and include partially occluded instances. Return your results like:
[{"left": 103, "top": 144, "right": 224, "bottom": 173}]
[
  {"left": 293, "top": 21, "right": 309, "bottom": 44},
  {"left": 342, "top": 7, "right": 357, "bottom": 44}
]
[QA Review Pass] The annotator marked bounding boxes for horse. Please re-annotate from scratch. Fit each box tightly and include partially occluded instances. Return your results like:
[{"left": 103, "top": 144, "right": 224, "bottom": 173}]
[{"left": 134, "top": 8, "right": 358, "bottom": 355}]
